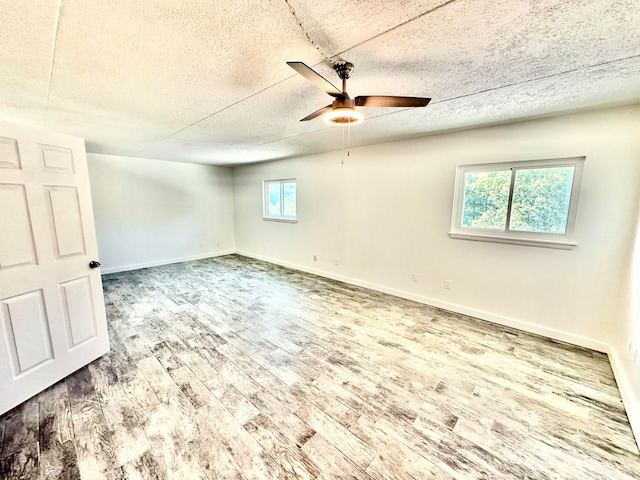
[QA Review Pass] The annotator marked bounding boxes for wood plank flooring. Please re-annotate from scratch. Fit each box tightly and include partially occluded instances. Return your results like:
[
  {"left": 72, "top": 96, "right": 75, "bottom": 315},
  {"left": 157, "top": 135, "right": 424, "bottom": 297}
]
[{"left": 1, "top": 254, "right": 639, "bottom": 479}]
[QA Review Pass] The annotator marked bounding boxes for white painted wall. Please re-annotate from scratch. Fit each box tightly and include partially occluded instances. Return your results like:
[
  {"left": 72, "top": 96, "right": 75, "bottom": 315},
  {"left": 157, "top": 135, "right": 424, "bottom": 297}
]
[
  {"left": 233, "top": 105, "right": 640, "bottom": 439},
  {"left": 84, "top": 106, "right": 639, "bottom": 444},
  {"left": 87, "top": 153, "right": 235, "bottom": 273},
  {"left": 616, "top": 149, "right": 640, "bottom": 447},
  {"left": 234, "top": 106, "right": 639, "bottom": 348}
]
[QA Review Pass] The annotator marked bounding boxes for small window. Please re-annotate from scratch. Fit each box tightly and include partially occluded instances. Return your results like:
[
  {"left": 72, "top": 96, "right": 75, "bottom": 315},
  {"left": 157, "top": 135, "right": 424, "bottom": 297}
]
[
  {"left": 450, "top": 157, "right": 584, "bottom": 248},
  {"left": 263, "top": 179, "right": 297, "bottom": 222}
]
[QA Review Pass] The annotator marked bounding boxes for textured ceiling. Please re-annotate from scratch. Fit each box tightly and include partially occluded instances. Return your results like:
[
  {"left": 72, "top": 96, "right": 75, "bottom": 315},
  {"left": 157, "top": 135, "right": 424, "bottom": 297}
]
[{"left": 1, "top": 0, "right": 639, "bottom": 166}]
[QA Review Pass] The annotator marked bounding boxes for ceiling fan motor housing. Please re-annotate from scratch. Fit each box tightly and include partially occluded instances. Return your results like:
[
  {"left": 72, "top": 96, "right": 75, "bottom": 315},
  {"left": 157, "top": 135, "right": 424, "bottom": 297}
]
[
  {"left": 334, "top": 61, "right": 354, "bottom": 80},
  {"left": 333, "top": 97, "right": 355, "bottom": 109}
]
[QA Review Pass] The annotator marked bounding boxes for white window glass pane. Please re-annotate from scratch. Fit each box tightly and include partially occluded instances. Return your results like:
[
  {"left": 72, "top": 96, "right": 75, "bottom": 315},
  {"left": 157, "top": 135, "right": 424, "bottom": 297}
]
[
  {"left": 282, "top": 182, "right": 296, "bottom": 217},
  {"left": 268, "top": 183, "right": 281, "bottom": 216},
  {"left": 509, "top": 166, "right": 574, "bottom": 234},
  {"left": 461, "top": 170, "right": 510, "bottom": 230}
]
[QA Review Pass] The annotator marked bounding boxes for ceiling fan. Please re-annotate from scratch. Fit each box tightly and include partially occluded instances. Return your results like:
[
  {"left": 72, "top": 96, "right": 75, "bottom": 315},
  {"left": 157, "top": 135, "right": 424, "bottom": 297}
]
[{"left": 287, "top": 61, "right": 431, "bottom": 125}]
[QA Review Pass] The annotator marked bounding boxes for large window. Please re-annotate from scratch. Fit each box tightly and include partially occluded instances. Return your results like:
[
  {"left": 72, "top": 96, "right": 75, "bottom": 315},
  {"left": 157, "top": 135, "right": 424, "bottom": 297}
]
[
  {"left": 450, "top": 157, "right": 584, "bottom": 248},
  {"left": 263, "top": 179, "right": 297, "bottom": 222}
]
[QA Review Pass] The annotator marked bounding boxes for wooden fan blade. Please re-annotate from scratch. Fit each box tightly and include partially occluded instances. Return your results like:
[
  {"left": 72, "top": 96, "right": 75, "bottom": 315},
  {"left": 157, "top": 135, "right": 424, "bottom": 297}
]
[
  {"left": 300, "top": 105, "right": 333, "bottom": 121},
  {"left": 287, "top": 62, "right": 342, "bottom": 97},
  {"left": 355, "top": 96, "right": 431, "bottom": 107}
]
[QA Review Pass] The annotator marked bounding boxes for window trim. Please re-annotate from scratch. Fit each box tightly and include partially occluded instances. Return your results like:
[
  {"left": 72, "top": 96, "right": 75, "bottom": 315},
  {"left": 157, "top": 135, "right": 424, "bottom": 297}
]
[
  {"left": 262, "top": 178, "right": 297, "bottom": 223},
  {"left": 449, "top": 156, "right": 585, "bottom": 249}
]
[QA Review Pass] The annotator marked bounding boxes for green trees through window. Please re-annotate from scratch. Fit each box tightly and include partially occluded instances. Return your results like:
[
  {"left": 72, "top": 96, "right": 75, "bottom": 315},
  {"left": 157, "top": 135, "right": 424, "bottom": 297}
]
[
  {"left": 462, "top": 170, "right": 511, "bottom": 230},
  {"left": 462, "top": 167, "right": 574, "bottom": 233},
  {"left": 510, "top": 167, "right": 573, "bottom": 233},
  {"left": 451, "top": 157, "right": 584, "bottom": 247}
]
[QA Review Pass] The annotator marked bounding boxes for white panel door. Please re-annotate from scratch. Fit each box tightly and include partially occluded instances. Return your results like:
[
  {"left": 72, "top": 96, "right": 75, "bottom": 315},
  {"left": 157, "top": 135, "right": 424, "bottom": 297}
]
[{"left": 0, "top": 120, "right": 109, "bottom": 415}]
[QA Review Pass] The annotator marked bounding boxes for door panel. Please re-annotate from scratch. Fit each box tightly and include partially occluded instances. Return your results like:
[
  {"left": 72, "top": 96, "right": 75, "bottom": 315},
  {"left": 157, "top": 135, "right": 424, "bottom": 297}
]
[
  {"left": 0, "top": 290, "right": 53, "bottom": 374},
  {"left": 40, "top": 144, "right": 75, "bottom": 173},
  {"left": 0, "top": 137, "right": 20, "bottom": 168},
  {"left": 0, "top": 184, "right": 38, "bottom": 268},
  {"left": 0, "top": 120, "right": 109, "bottom": 414},
  {"left": 60, "top": 276, "right": 97, "bottom": 347},
  {"left": 45, "top": 186, "right": 86, "bottom": 257}
]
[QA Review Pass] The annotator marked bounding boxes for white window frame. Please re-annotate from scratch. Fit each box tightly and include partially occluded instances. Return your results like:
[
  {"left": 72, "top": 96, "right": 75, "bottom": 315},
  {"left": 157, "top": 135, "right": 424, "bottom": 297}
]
[
  {"left": 263, "top": 178, "right": 297, "bottom": 223},
  {"left": 449, "top": 156, "right": 585, "bottom": 249}
]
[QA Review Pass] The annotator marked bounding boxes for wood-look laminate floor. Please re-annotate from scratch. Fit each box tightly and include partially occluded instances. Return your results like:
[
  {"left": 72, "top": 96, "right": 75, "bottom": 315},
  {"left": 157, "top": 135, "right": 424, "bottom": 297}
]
[{"left": 1, "top": 255, "right": 639, "bottom": 479}]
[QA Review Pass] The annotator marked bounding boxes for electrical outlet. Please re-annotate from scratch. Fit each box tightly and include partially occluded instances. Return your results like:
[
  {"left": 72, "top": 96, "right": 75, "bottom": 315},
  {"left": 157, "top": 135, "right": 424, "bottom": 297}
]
[
  {"left": 412, "top": 273, "right": 420, "bottom": 282},
  {"left": 199, "top": 242, "right": 204, "bottom": 248},
  {"left": 444, "top": 280, "right": 452, "bottom": 290},
  {"left": 313, "top": 255, "right": 317, "bottom": 261},
  {"left": 334, "top": 259, "right": 339, "bottom": 266}
]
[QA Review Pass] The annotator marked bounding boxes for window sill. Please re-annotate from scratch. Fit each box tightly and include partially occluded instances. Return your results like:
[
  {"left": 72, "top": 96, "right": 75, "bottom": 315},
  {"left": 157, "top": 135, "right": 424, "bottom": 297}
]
[
  {"left": 263, "top": 217, "right": 297, "bottom": 224},
  {"left": 448, "top": 232, "right": 576, "bottom": 249}
]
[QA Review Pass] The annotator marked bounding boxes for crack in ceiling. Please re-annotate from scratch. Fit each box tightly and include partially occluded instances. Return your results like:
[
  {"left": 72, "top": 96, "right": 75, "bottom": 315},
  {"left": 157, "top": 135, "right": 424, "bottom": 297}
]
[
  {"left": 165, "top": 0, "right": 462, "bottom": 139},
  {"left": 45, "top": 0, "right": 64, "bottom": 112}
]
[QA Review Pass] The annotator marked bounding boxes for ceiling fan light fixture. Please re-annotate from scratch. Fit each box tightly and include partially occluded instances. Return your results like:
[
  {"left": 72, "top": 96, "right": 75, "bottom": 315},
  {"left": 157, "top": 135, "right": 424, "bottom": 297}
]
[
  {"left": 324, "top": 107, "right": 364, "bottom": 125},
  {"left": 287, "top": 61, "right": 430, "bottom": 124}
]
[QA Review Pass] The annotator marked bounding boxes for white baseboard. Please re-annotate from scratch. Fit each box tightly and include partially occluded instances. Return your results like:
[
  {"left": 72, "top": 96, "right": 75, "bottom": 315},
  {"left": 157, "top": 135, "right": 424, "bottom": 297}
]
[
  {"left": 100, "top": 250, "right": 236, "bottom": 275},
  {"left": 237, "top": 250, "right": 640, "bottom": 448},
  {"left": 236, "top": 250, "right": 608, "bottom": 352},
  {"left": 100, "top": 248, "right": 638, "bottom": 448},
  {"left": 607, "top": 346, "right": 640, "bottom": 453}
]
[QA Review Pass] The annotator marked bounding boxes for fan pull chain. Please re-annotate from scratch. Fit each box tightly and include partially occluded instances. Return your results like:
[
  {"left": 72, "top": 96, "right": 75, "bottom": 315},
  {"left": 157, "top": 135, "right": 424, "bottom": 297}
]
[
  {"left": 341, "top": 123, "right": 345, "bottom": 165},
  {"left": 340, "top": 121, "right": 352, "bottom": 165}
]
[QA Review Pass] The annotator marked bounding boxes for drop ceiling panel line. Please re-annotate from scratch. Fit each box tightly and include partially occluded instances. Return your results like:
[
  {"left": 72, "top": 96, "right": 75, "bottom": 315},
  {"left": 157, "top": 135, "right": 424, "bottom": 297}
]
[
  {"left": 217, "top": 56, "right": 640, "bottom": 161},
  {"left": 331, "top": 0, "right": 459, "bottom": 61},
  {"left": 141, "top": 0, "right": 458, "bottom": 148},
  {"left": 159, "top": 0, "right": 637, "bottom": 152},
  {"left": 179, "top": 52, "right": 640, "bottom": 152},
  {"left": 135, "top": 76, "right": 297, "bottom": 156},
  {"left": 2, "top": 0, "right": 638, "bottom": 165},
  {"left": 302, "top": 52, "right": 640, "bottom": 129},
  {"left": 419, "top": 53, "right": 640, "bottom": 107}
]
